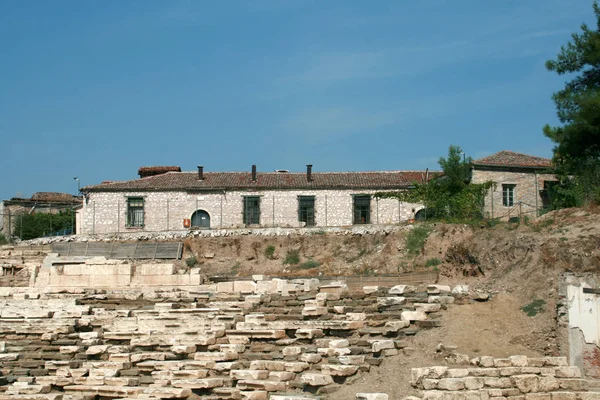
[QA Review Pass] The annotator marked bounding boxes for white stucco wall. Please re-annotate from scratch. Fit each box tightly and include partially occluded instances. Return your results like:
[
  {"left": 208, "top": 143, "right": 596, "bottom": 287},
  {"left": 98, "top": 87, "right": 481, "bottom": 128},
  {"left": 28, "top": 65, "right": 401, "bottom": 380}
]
[{"left": 80, "top": 190, "right": 423, "bottom": 234}]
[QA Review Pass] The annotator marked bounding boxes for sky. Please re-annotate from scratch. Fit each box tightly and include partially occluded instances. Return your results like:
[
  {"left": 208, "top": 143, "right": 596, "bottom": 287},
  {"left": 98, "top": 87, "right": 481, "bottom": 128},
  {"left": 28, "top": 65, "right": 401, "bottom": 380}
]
[{"left": 0, "top": 0, "right": 596, "bottom": 200}]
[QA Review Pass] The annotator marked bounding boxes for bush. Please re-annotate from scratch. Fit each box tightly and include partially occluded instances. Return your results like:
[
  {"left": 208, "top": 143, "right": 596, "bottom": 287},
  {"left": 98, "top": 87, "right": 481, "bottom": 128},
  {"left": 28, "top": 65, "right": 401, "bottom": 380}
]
[
  {"left": 13, "top": 210, "right": 75, "bottom": 240},
  {"left": 298, "top": 259, "right": 320, "bottom": 269},
  {"left": 522, "top": 299, "right": 545, "bottom": 317},
  {"left": 264, "top": 245, "right": 276, "bottom": 260},
  {"left": 0, "top": 233, "right": 8, "bottom": 245},
  {"left": 405, "top": 225, "right": 432, "bottom": 256},
  {"left": 425, "top": 258, "right": 442, "bottom": 267},
  {"left": 185, "top": 256, "right": 197, "bottom": 267},
  {"left": 283, "top": 249, "right": 300, "bottom": 265}
]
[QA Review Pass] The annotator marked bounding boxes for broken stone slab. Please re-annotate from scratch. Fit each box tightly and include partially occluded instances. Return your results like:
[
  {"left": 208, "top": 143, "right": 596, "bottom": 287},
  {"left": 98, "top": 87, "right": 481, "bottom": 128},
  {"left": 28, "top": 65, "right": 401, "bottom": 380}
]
[
  {"left": 142, "top": 387, "right": 193, "bottom": 399},
  {"left": 401, "top": 310, "right": 427, "bottom": 322},
  {"left": 320, "top": 364, "right": 359, "bottom": 376},
  {"left": 270, "top": 395, "right": 321, "bottom": 400},
  {"left": 193, "top": 351, "right": 238, "bottom": 362},
  {"left": 427, "top": 285, "right": 451, "bottom": 294},
  {"left": 267, "top": 371, "right": 296, "bottom": 382},
  {"left": 171, "top": 378, "right": 224, "bottom": 389},
  {"left": 389, "top": 285, "right": 416, "bottom": 295},
  {"left": 295, "top": 329, "right": 324, "bottom": 339},
  {"left": 231, "top": 370, "right": 270, "bottom": 380},
  {"left": 249, "top": 360, "right": 310, "bottom": 372},
  {"left": 236, "top": 380, "right": 286, "bottom": 392},
  {"left": 415, "top": 303, "right": 442, "bottom": 313},
  {"left": 377, "top": 297, "right": 406, "bottom": 307},
  {"left": 363, "top": 286, "right": 381, "bottom": 294},
  {"left": 301, "top": 373, "right": 334, "bottom": 386},
  {"left": 301, "top": 306, "right": 328, "bottom": 316},
  {"left": 428, "top": 295, "right": 455, "bottom": 304},
  {"left": 85, "top": 345, "right": 109, "bottom": 356},
  {"left": 226, "top": 329, "right": 287, "bottom": 339}
]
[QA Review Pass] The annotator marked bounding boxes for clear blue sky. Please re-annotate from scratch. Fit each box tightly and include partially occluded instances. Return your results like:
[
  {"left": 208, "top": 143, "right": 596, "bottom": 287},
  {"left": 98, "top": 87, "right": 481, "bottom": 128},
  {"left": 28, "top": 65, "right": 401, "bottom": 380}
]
[{"left": 0, "top": 1, "right": 595, "bottom": 199}]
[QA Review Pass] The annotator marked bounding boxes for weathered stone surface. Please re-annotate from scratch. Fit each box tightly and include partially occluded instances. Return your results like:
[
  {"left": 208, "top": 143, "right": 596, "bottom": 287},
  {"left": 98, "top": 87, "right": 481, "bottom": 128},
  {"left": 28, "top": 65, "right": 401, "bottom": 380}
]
[
  {"left": 301, "top": 373, "right": 335, "bottom": 386},
  {"left": 356, "top": 393, "right": 389, "bottom": 400},
  {"left": 320, "top": 364, "right": 359, "bottom": 376}
]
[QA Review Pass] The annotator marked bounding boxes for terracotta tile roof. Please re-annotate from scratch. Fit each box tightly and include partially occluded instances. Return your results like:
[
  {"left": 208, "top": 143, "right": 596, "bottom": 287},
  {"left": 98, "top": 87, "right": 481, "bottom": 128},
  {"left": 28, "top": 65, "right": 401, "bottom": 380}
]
[
  {"left": 138, "top": 166, "right": 182, "bottom": 178},
  {"left": 84, "top": 170, "right": 437, "bottom": 192},
  {"left": 30, "top": 192, "right": 81, "bottom": 203},
  {"left": 473, "top": 151, "right": 552, "bottom": 168}
]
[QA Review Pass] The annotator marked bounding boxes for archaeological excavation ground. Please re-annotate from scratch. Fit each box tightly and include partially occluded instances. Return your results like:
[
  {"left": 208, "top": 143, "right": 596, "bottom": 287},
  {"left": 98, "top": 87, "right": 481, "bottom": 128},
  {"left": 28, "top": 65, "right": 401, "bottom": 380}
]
[{"left": 0, "top": 207, "right": 600, "bottom": 400}]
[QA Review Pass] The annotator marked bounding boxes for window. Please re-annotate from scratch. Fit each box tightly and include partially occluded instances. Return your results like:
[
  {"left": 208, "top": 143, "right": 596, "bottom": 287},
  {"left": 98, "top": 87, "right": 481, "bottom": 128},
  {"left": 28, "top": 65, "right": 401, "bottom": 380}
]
[
  {"left": 243, "top": 196, "right": 260, "bottom": 225},
  {"left": 126, "top": 197, "right": 144, "bottom": 227},
  {"left": 502, "top": 184, "right": 516, "bottom": 207},
  {"left": 353, "top": 195, "right": 371, "bottom": 224},
  {"left": 298, "top": 196, "right": 315, "bottom": 226}
]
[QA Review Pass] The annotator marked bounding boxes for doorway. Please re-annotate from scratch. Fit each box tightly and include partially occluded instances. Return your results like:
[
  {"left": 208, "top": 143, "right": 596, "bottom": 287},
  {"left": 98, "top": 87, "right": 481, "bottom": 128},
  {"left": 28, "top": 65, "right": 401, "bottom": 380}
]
[{"left": 191, "top": 210, "right": 210, "bottom": 228}]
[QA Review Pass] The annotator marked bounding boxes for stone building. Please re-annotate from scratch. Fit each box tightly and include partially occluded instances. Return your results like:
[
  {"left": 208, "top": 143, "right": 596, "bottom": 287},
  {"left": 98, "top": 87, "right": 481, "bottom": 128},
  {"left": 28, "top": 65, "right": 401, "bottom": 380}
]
[
  {"left": 471, "top": 150, "right": 556, "bottom": 220},
  {"left": 79, "top": 165, "right": 432, "bottom": 234},
  {"left": 0, "top": 192, "right": 82, "bottom": 238}
]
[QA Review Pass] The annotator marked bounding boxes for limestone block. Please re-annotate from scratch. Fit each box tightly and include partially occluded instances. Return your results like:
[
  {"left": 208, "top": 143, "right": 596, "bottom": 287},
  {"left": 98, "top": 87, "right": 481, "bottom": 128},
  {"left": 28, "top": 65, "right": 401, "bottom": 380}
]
[
  {"left": 558, "top": 378, "right": 588, "bottom": 391},
  {"left": 301, "top": 373, "right": 334, "bottom": 386},
  {"left": 446, "top": 369, "right": 469, "bottom": 378},
  {"left": 377, "top": 297, "right": 406, "bottom": 306},
  {"left": 318, "top": 347, "right": 351, "bottom": 357},
  {"left": 319, "top": 283, "right": 348, "bottom": 293},
  {"left": 452, "top": 285, "right": 469, "bottom": 295},
  {"left": 0, "top": 353, "right": 18, "bottom": 361},
  {"left": 385, "top": 320, "right": 410, "bottom": 330},
  {"left": 212, "top": 361, "right": 242, "bottom": 372},
  {"left": 356, "top": 393, "right": 389, "bottom": 400},
  {"left": 464, "top": 377, "right": 484, "bottom": 390},
  {"left": 302, "top": 306, "right": 328, "bottom": 316},
  {"left": 231, "top": 370, "right": 270, "bottom": 380},
  {"left": 339, "top": 355, "right": 366, "bottom": 365},
  {"left": 428, "top": 285, "right": 451, "bottom": 294},
  {"left": 131, "top": 353, "right": 166, "bottom": 363},
  {"left": 320, "top": 364, "right": 359, "bottom": 376},
  {"left": 371, "top": 340, "right": 395, "bottom": 353},
  {"left": 171, "top": 345, "right": 196, "bottom": 355},
  {"left": 415, "top": 303, "right": 442, "bottom": 313},
  {"left": 329, "top": 339, "right": 349, "bottom": 348},
  {"left": 240, "top": 391, "right": 268, "bottom": 400},
  {"left": 510, "top": 374, "right": 539, "bottom": 393},
  {"left": 303, "top": 279, "right": 320, "bottom": 292},
  {"left": 139, "top": 264, "right": 175, "bottom": 275},
  {"left": 299, "top": 353, "right": 322, "bottom": 363},
  {"left": 256, "top": 280, "right": 278, "bottom": 294},
  {"left": 236, "top": 380, "right": 286, "bottom": 392},
  {"left": 86, "top": 345, "right": 109, "bottom": 355},
  {"left": 143, "top": 387, "right": 193, "bottom": 399},
  {"left": 389, "top": 285, "right": 416, "bottom": 295},
  {"left": 347, "top": 313, "right": 367, "bottom": 321},
  {"left": 509, "top": 355, "right": 529, "bottom": 367},
  {"left": 270, "top": 395, "right": 319, "bottom": 400},
  {"left": 267, "top": 371, "right": 295, "bottom": 381},
  {"left": 363, "top": 286, "right": 380, "bottom": 294},
  {"left": 220, "top": 343, "right": 246, "bottom": 353},
  {"left": 411, "top": 367, "right": 449, "bottom": 385},
  {"left": 538, "top": 375, "right": 559, "bottom": 392},
  {"left": 283, "top": 346, "right": 302, "bottom": 356},
  {"left": 401, "top": 310, "right": 427, "bottom": 321},
  {"left": 194, "top": 351, "right": 238, "bottom": 362},
  {"left": 428, "top": 295, "right": 454, "bottom": 304},
  {"left": 59, "top": 346, "right": 80, "bottom": 354},
  {"left": 554, "top": 366, "right": 581, "bottom": 378},
  {"left": 171, "top": 378, "right": 224, "bottom": 389},
  {"left": 483, "top": 377, "right": 512, "bottom": 388},
  {"left": 295, "top": 329, "right": 324, "bottom": 339},
  {"left": 316, "top": 292, "right": 340, "bottom": 302},
  {"left": 233, "top": 281, "right": 257, "bottom": 293},
  {"left": 550, "top": 393, "right": 577, "bottom": 400}
]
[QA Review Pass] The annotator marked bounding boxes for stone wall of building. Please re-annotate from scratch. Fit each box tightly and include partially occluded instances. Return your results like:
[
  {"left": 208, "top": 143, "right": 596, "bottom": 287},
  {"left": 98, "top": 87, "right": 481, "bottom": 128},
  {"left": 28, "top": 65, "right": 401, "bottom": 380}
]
[
  {"left": 80, "top": 190, "right": 423, "bottom": 234},
  {"left": 471, "top": 170, "right": 556, "bottom": 220}
]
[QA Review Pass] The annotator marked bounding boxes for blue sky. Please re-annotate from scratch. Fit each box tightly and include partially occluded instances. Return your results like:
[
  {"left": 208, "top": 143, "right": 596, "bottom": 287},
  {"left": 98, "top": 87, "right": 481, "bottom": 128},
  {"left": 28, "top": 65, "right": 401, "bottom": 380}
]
[{"left": 0, "top": 0, "right": 596, "bottom": 200}]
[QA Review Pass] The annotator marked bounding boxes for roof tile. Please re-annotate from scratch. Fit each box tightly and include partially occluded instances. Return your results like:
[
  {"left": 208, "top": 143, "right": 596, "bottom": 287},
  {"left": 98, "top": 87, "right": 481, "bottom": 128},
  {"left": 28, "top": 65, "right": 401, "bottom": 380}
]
[
  {"left": 473, "top": 151, "right": 552, "bottom": 168},
  {"left": 84, "top": 171, "right": 437, "bottom": 192}
]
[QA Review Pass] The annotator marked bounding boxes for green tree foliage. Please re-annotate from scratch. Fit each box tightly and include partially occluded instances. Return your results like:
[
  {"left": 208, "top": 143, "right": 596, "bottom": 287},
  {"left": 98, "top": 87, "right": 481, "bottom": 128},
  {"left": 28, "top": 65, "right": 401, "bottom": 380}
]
[
  {"left": 13, "top": 210, "right": 75, "bottom": 241},
  {"left": 544, "top": 1, "right": 600, "bottom": 206},
  {"left": 377, "top": 145, "right": 490, "bottom": 222}
]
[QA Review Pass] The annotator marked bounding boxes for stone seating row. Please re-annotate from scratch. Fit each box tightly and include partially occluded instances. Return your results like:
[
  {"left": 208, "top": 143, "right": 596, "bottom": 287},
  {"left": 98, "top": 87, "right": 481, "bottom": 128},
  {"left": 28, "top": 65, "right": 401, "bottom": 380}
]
[{"left": 0, "top": 283, "right": 475, "bottom": 400}]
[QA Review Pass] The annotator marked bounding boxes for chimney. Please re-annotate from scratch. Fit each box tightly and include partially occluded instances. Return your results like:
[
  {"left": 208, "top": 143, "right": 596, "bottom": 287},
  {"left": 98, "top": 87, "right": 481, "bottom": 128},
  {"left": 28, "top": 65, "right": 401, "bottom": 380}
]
[
  {"left": 306, "top": 164, "right": 313, "bottom": 182},
  {"left": 197, "top": 166, "right": 204, "bottom": 181},
  {"left": 251, "top": 165, "right": 257, "bottom": 182}
]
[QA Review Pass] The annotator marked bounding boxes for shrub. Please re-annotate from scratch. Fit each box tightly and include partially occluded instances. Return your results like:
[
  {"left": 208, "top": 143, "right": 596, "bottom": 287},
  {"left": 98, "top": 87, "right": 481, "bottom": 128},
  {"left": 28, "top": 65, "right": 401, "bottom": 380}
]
[
  {"left": 185, "top": 256, "right": 197, "bottom": 267},
  {"left": 522, "top": 299, "right": 545, "bottom": 317},
  {"left": 425, "top": 258, "right": 442, "bottom": 268},
  {"left": 298, "top": 259, "right": 320, "bottom": 269},
  {"left": 0, "top": 234, "right": 8, "bottom": 245},
  {"left": 405, "top": 225, "right": 432, "bottom": 256},
  {"left": 283, "top": 249, "right": 300, "bottom": 265},
  {"left": 264, "top": 245, "right": 276, "bottom": 260}
]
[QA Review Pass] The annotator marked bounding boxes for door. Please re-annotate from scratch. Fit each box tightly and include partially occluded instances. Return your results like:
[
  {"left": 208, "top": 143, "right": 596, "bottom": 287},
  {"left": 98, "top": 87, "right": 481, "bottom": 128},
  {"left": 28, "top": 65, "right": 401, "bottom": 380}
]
[{"left": 191, "top": 210, "right": 210, "bottom": 228}]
